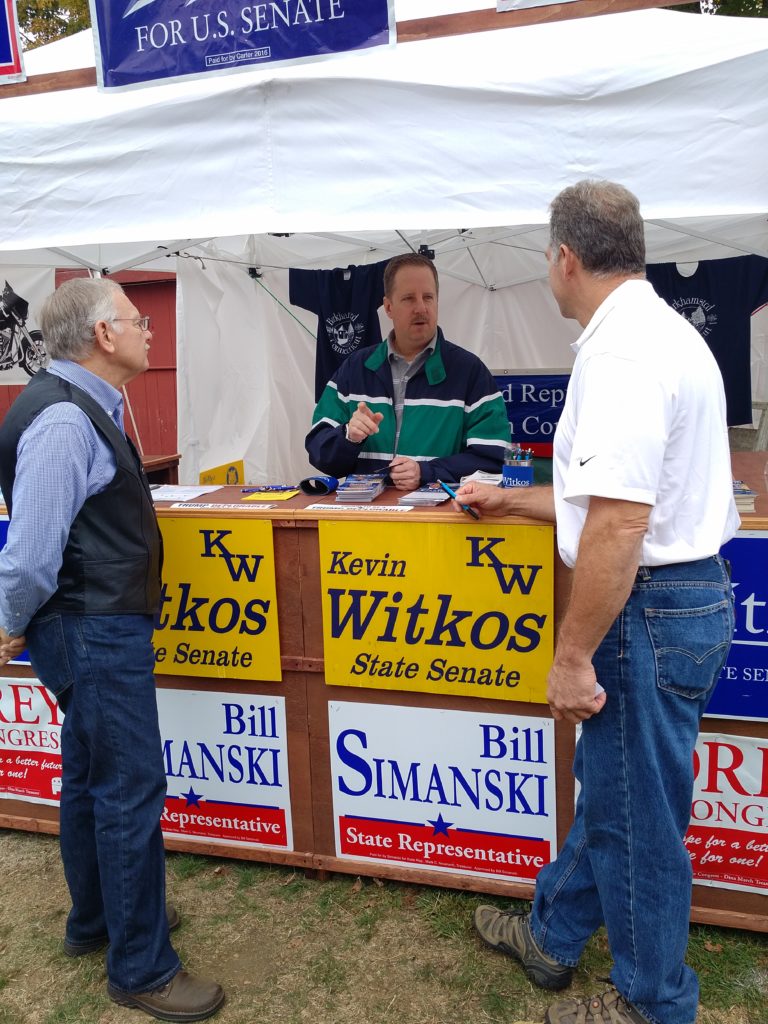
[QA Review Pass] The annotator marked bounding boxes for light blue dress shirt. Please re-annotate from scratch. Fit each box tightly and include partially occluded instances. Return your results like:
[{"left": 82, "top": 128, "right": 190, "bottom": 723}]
[{"left": 0, "top": 360, "right": 123, "bottom": 636}]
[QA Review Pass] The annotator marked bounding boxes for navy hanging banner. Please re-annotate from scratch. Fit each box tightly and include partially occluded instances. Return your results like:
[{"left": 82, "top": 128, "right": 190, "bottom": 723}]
[
  {"left": 89, "top": 0, "right": 394, "bottom": 90},
  {"left": 493, "top": 370, "right": 570, "bottom": 457},
  {"left": 0, "top": 0, "right": 24, "bottom": 84}
]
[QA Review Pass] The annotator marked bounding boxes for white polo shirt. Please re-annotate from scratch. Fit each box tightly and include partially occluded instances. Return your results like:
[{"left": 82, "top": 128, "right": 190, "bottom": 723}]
[{"left": 553, "top": 279, "right": 739, "bottom": 569}]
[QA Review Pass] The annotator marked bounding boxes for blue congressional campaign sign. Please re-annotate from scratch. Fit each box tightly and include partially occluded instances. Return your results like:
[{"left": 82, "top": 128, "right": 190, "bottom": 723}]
[
  {"left": 90, "top": 0, "right": 394, "bottom": 90},
  {"left": 705, "top": 531, "right": 768, "bottom": 721},
  {"left": 0, "top": 0, "right": 24, "bottom": 82},
  {"left": 494, "top": 371, "right": 569, "bottom": 457}
]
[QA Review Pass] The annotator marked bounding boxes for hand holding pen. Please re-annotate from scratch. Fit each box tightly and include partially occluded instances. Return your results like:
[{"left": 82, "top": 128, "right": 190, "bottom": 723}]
[
  {"left": 437, "top": 480, "right": 481, "bottom": 520},
  {"left": 389, "top": 456, "right": 421, "bottom": 492},
  {"left": 451, "top": 481, "right": 512, "bottom": 517}
]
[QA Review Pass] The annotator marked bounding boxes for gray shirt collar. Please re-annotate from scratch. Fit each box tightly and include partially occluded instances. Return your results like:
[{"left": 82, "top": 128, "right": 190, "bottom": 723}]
[{"left": 386, "top": 330, "right": 437, "bottom": 367}]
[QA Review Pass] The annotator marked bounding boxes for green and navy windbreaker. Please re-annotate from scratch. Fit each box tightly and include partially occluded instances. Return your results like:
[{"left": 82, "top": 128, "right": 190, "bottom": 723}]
[{"left": 305, "top": 329, "right": 509, "bottom": 483}]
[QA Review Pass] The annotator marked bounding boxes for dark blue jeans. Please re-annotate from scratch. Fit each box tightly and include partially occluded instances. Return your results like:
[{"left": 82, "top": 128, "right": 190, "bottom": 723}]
[
  {"left": 530, "top": 556, "right": 734, "bottom": 1024},
  {"left": 26, "top": 612, "right": 181, "bottom": 994}
]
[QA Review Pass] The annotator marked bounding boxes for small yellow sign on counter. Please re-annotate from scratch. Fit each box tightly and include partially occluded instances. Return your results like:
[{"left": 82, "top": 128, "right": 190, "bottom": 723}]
[{"left": 199, "top": 460, "right": 245, "bottom": 486}]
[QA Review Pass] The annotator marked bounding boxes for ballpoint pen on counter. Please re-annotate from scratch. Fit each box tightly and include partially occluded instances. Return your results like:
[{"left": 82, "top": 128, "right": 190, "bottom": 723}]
[{"left": 241, "top": 485, "right": 298, "bottom": 493}]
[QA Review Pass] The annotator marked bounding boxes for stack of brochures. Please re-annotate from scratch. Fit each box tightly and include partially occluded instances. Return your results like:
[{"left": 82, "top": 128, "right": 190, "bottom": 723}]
[
  {"left": 335, "top": 474, "right": 387, "bottom": 503},
  {"left": 398, "top": 483, "right": 451, "bottom": 506},
  {"left": 460, "top": 470, "right": 502, "bottom": 487},
  {"left": 732, "top": 479, "right": 757, "bottom": 514}
]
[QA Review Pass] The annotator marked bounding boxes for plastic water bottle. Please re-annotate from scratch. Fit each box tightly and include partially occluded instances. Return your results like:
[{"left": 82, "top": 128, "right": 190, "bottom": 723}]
[{"left": 502, "top": 443, "right": 521, "bottom": 488}]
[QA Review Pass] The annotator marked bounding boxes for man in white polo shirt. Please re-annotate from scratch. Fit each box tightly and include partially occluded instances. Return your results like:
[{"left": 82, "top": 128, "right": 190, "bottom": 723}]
[{"left": 456, "top": 180, "right": 738, "bottom": 1024}]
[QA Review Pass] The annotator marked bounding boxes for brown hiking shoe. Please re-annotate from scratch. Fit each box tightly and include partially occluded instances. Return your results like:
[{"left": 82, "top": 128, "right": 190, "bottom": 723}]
[
  {"left": 544, "top": 986, "right": 650, "bottom": 1024},
  {"left": 108, "top": 970, "right": 225, "bottom": 1022},
  {"left": 473, "top": 906, "right": 573, "bottom": 991}
]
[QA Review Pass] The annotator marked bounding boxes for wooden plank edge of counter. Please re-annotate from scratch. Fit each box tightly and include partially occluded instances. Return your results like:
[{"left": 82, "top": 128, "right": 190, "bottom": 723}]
[
  {"left": 690, "top": 904, "right": 768, "bottom": 935},
  {"left": 152, "top": 502, "right": 552, "bottom": 528},
  {"left": 739, "top": 516, "right": 768, "bottom": 531},
  {"left": 310, "top": 853, "right": 535, "bottom": 899},
  {"left": 4, "top": 816, "right": 766, "bottom": 931},
  {"left": 287, "top": 857, "right": 768, "bottom": 934},
  {"left": 0, "top": 812, "right": 59, "bottom": 835},
  {"left": 162, "top": 836, "right": 314, "bottom": 867},
  {"left": 290, "top": 508, "right": 553, "bottom": 527}
]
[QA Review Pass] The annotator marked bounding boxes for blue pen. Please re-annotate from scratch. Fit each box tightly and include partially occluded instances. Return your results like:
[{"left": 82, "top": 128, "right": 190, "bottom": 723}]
[
  {"left": 437, "top": 479, "right": 480, "bottom": 520},
  {"left": 241, "top": 485, "right": 297, "bottom": 493}
]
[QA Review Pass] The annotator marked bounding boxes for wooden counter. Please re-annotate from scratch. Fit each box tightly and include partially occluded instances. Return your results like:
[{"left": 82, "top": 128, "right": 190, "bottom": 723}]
[
  {"left": 731, "top": 450, "right": 768, "bottom": 526},
  {"left": 141, "top": 453, "right": 181, "bottom": 485},
  {"left": 1, "top": 471, "right": 766, "bottom": 931}
]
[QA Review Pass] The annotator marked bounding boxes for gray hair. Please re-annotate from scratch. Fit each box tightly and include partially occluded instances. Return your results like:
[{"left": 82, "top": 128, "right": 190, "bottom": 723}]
[
  {"left": 549, "top": 180, "right": 645, "bottom": 277},
  {"left": 40, "top": 278, "right": 124, "bottom": 361}
]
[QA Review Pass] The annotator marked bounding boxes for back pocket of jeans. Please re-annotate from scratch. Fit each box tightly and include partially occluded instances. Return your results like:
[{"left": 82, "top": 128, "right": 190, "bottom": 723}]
[
  {"left": 645, "top": 600, "right": 732, "bottom": 700},
  {"left": 26, "top": 613, "right": 75, "bottom": 696}
]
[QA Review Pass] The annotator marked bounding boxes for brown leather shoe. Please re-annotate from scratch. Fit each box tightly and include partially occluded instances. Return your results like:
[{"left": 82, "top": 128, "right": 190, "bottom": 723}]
[
  {"left": 63, "top": 903, "right": 181, "bottom": 957},
  {"left": 108, "top": 970, "right": 225, "bottom": 1022}
]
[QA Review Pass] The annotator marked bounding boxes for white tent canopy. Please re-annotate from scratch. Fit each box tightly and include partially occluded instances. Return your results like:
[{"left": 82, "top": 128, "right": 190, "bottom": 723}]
[{"left": 3, "top": 7, "right": 768, "bottom": 481}]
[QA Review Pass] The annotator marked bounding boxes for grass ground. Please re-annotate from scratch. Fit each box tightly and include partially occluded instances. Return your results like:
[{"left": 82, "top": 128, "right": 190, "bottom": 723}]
[{"left": 0, "top": 830, "right": 766, "bottom": 1024}]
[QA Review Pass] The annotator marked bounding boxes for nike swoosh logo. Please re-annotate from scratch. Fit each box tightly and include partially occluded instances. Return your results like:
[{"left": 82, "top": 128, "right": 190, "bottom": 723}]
[{"left": 579, "top": 456, "right": 596, "bottom": 467}]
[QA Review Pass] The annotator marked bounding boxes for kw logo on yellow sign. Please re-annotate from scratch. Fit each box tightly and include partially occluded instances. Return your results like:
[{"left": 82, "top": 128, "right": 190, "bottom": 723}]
[
  {"left": 154, "top": 518, "right": 281, "bottom": 681},
  {"left": 319, "top": 521, "right": 553, "bottom": 702}
]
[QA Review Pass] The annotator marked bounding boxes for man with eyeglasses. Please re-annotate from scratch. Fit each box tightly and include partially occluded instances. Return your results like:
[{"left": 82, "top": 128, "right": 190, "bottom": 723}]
[{"left": 0, "top": 278, "right": 225, "bottom": 1022}]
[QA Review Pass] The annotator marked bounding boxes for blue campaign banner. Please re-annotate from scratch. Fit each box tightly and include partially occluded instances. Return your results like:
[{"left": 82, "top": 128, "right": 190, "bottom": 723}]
[
  {"left": 705, "top": 531, "right": 768, "bottom": 721},
  {"left": 0, "top": 3, "right": 11, "bottom": 66},
  {"left": 90, "top": 0, "right": 394, "bottom": 90},
  {"left": 0, "top": 0, "right": 24, "bottom": 80},
  {"left": 0, "top": 515, "right": 29, "bottom": 665},
  {"left": 493, "top": 371, "right": 569, "bottom": 457}
]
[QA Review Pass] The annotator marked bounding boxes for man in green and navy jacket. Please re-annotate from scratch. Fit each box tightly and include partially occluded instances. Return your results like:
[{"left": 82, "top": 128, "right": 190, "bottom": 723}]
[{"left": 305, "top": 254, "right": 510, "bottom": 491}]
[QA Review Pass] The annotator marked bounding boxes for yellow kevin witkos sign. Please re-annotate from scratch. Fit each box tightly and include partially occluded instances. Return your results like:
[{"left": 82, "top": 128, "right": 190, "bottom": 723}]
[
  {"left": 154, "top": 517, "right": 281, "bottom": 681},
  {"left": 319, "top": 520, "right": 553, "bottom": 702}
]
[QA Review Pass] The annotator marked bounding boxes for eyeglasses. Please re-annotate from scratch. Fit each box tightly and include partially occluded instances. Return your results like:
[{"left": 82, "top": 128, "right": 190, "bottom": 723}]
[{"left": 111, "top": 315, "right": 151, "bottom": 332}]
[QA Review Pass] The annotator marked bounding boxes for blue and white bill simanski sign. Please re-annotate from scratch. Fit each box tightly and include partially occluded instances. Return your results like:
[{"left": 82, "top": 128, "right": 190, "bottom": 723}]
[{"left": 89, "top": 0, "right": 394, "bottom": 90}]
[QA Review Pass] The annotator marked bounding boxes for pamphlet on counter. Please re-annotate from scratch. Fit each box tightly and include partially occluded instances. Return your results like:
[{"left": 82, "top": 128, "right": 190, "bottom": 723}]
[
  {"left": 398, "top": 483, "right": 450, "bottom": 507},
  {"left": 335, "top": 474, "right": 387, "bottom": 503},
  {"left": 151, "top": 485, "right": 223, "bottom": 502},
  {"left": 733, "top": 479, "right": 757, "bottom": 514}
]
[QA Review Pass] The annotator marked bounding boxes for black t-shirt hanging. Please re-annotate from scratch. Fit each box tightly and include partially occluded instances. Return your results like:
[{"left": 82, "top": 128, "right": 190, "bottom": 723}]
[
  {"left": 646, "top": 255, "right": 768, "bottom": 426},
  {"left": 289, "top": 259, "right": 389, "bottom": 400}
]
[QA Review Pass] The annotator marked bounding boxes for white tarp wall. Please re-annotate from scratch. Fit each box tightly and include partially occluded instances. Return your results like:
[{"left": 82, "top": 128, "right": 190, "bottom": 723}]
[
  {"left": 176, "top": 240, "right": 768, "bottom": 485},
  {"left": 3, "top": 11, "right": 768, "bottom": 250},
  {"left": 176, "top": 244, "right": 577, "bottom": 483},
  {"left": 2, "top": 8, "right": 768, "bottom": 481},
  {"left": 169, "top": 7, "right": 768, "bottom": 483},
  {"left": 177, "top": 253, "right": 318, "bottom": 484}
]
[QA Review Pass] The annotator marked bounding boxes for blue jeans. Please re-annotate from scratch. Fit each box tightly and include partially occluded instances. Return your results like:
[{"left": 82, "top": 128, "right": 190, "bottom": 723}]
[
  {"left": 26, "top": 612, "right": 181, "bottom": 994},
  {"left": 530, "top": 556, "right": 734, "bottom": 1024}
]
